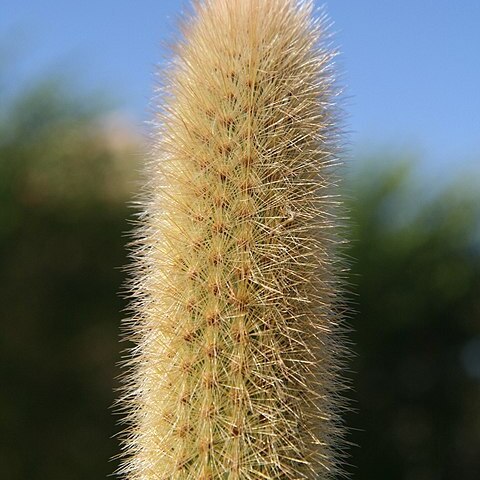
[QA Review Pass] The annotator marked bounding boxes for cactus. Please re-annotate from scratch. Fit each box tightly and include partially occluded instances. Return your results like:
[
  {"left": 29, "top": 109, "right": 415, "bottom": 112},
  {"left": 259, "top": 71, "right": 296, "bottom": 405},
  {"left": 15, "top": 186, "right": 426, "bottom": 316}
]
[{"left": 118, "top": 0, "right": 347, "bottom": 478}]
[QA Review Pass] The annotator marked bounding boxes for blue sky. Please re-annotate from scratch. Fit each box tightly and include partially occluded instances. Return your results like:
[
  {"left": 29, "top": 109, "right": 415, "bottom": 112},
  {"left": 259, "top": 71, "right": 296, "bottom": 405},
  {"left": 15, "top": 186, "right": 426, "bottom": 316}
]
[{"left": 2, "top": 0, "right": 480, "bottom": 176}]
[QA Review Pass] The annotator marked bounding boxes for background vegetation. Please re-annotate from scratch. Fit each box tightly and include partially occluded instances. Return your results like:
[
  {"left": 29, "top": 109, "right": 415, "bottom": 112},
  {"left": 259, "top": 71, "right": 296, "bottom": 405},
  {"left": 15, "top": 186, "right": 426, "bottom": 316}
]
[{"left": 1, "top": 70, "right": 479, "bottom": 479}]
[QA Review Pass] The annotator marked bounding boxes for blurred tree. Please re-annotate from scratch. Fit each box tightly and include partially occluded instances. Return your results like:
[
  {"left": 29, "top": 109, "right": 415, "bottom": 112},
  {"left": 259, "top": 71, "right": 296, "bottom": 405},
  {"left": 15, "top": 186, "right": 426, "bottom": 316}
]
[
  {"left": 345, "top": 159, "right": 480, "bottom": 480},
  {"left": 0, "top": 72, "right": 140, "bottom": 479}
]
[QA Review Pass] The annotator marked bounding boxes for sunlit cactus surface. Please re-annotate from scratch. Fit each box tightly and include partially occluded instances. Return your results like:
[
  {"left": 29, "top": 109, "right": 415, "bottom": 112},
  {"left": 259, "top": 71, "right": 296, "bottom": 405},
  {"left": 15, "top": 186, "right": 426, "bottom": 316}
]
[{"left": 118, "top": 0, "right": 348, "bottom": 478}]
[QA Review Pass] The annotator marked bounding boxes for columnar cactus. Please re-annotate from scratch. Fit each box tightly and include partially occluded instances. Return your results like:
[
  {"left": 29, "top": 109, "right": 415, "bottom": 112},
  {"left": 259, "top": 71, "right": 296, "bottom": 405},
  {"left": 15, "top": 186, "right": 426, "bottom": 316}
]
[{"left": 118, "top": 0, "right": 347, "bottom": 478}]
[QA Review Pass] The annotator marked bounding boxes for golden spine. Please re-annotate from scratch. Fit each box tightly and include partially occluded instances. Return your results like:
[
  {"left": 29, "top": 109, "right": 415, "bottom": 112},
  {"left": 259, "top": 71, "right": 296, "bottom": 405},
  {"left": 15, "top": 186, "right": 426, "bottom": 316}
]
[{"left": 118, "top": 1, "right": 347, "bottom": 478}]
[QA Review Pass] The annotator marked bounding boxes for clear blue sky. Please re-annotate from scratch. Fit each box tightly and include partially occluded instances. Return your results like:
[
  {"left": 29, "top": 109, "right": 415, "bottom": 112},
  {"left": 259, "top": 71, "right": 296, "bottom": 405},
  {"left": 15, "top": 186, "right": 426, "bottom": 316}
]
[{"left": 2, "top": 0, "right": 480, "bottom": 175}]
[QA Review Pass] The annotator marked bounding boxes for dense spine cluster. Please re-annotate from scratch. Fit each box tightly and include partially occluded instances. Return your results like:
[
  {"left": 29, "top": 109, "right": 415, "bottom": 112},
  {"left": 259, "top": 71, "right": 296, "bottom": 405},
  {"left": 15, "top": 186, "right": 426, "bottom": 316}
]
[{"left": 118, "top": 0, "right": 347, "bottom": 478}]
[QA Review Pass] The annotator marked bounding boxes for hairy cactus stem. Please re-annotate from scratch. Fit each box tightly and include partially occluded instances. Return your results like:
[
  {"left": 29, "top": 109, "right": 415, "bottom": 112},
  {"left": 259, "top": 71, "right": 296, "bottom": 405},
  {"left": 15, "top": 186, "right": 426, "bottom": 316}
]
[{"left": 117, "top": 0, "right": 349, "bottom": 479}]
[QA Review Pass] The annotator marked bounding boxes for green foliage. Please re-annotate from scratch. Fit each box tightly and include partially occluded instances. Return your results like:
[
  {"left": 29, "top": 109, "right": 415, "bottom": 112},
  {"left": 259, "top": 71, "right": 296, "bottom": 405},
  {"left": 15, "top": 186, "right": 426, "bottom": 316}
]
[
  {"left": 0, "top": 75, "right": 138, "bottom": 479},
  {"left": 345, "top": 158, "right": 480, "bottom": 480}
]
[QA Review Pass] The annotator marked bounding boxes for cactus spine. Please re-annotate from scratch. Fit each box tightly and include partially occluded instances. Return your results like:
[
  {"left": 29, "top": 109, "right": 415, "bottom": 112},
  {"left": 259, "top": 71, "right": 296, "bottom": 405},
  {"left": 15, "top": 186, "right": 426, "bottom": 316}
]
[{"left": 119, "top": 0, "right": 347, "bottom": 478}]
